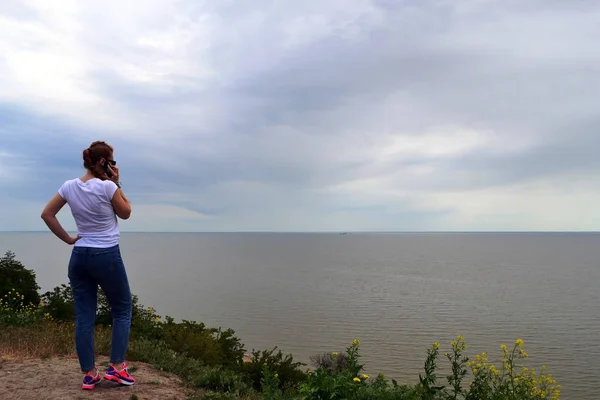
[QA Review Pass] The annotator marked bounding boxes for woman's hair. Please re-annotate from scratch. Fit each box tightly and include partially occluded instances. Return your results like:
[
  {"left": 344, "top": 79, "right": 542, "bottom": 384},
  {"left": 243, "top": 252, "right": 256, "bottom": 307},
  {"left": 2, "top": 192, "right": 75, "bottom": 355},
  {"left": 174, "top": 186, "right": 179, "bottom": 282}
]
[{"left": 83, "top": 141, "right": 113, "bottom": 178}]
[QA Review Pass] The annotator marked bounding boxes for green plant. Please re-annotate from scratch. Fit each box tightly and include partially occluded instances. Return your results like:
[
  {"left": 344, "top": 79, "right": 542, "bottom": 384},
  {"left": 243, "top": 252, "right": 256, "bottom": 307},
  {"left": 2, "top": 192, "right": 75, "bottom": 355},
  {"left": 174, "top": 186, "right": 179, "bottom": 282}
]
[
  {"left": 41, "top": 284, "right": 162, "bottom": 337},
  {"left": 0, "top": 251, "right": 40, "bottom": 307},
  {"left": 127, "top": 338, "right": 253, "bottom": 396},
  {"left": 310, "top": 351, "right": 348, "bottom": 374},
  {"left": 299, "top": 339, "right": 369, "bottom": 400},
  {"left": 197, "top": 392, "right": 239, "bottom": 400},
  {"left": 466, "top": 339, "right": 561, "bottom": 400},
  {"left": 418, "top": 342, "right": 445, "bottom": 399},
  {"left": 445, "top": 335, "right": 468, "bottom": 399},
  {"left": 241, "top": 346, "right": 306, "bottom": 392},
  {"left": 260, "top": 363, "right": 284, "bottom": 400},
  {"left": 349, "top": 374, "right": 418, "bottom": 400},
  {"left": 192, "top": 365, "right": 250, "bottom": 394},
  {"left": 127, "top": 338, "right": 205, "bottom": 382},
  {"left": 40, "top": 284, "right": 75, "bottom": 321},
  {"left": 297, "top": 337, "right": 561, "bottom": 400},
  {"left": 39, "top": 282, "right": 246, "bottom": 369},
  {"left": 0, "top": 288, "right": 49, "bottom": 327},
  {"left": 157, "top": 317, "right": 245, "bottom": 368}
]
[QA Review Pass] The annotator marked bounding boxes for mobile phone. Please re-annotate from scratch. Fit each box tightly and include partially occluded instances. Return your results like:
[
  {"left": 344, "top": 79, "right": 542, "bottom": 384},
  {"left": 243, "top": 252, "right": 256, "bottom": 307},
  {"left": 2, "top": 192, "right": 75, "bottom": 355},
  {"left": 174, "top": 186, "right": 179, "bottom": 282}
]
[{"left": 103, "top": 160, "right": 113, "bottom": 178}]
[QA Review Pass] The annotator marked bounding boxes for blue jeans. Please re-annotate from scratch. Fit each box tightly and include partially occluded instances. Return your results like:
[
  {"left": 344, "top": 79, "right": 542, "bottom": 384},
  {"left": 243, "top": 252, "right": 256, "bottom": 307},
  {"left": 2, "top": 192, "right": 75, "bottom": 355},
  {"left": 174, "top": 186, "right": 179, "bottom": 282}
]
[{"left": 68, "top": 245, "right": 133, "bottom": 372}]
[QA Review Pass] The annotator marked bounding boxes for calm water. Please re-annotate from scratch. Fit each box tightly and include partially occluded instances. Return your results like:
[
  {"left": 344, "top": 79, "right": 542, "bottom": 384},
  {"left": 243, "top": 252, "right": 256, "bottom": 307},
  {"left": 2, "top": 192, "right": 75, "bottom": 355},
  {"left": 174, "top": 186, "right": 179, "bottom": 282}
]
[{"left": 1, "top": 232, "right": 599, "bottom": 398}]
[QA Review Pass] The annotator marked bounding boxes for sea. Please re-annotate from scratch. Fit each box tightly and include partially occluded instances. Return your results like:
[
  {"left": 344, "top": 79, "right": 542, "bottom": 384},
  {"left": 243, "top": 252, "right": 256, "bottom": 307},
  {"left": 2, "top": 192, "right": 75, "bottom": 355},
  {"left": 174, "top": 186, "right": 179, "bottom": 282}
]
[{"left": 1, "top": 232, "right": 598, "bottom": 399}]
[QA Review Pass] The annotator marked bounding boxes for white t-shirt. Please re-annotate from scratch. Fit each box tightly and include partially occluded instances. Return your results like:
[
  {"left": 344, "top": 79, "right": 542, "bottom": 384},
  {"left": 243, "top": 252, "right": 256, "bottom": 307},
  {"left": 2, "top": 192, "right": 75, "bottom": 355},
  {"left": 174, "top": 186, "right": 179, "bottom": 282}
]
[{"left": 58, "top": 178, "right": 120, "bottom": 248}]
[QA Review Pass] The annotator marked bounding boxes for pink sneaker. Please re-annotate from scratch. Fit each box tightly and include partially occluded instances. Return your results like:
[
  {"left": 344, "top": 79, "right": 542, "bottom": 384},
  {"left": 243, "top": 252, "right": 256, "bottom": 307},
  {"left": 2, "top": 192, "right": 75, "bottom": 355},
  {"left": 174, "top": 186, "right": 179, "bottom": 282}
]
[
  {"left": 82, "top": 368, "right": 101, "bottom": 390},
  {"left": 103, "top": 362, "right": 136, "bottom": 386}
]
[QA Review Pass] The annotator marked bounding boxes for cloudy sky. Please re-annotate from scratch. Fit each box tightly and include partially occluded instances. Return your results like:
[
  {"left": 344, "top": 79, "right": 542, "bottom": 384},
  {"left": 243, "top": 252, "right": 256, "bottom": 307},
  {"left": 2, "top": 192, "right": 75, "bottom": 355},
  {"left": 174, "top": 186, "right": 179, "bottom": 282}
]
[{"left": 1, "top": 0, "right": 599, "bottom": 232}]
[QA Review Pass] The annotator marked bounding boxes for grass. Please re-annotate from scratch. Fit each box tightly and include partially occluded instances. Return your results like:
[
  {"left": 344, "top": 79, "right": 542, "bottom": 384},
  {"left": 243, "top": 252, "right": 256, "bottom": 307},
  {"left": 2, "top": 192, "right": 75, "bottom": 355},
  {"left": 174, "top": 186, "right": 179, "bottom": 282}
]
[{"left": 0, "top": 320, "right": 111, "bottom": 359}]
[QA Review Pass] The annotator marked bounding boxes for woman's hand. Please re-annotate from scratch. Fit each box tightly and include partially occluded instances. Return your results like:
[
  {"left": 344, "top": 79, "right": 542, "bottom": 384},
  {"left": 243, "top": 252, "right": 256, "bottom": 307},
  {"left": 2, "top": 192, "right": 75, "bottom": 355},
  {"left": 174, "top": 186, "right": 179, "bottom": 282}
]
[
  {"left": 104, "top": 164, "right": 120, "bottom": 184},
  {"left": 66, "top": 236, "right": 81, "bottom": 245},
  {"left": 109, "top": 165, "right": 120, "bottom": 184}
]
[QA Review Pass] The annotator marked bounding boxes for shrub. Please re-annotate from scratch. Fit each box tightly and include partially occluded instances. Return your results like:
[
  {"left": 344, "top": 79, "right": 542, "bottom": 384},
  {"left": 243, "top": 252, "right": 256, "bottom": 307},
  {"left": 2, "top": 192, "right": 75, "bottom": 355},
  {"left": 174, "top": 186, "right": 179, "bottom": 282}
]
[
  {"left": 299, "top": 337, "right": 561, "bottom": 400},
  {"left": 465, "top": 339, "right": 561, "bottom": 400},
  {"left": 156, "top": 317, "right": 245, "bottom": 369},
  {"left": 41, "top": 284, "right": 162, "bottom": 337},
  {"left": 298, "top": 339, "right": 374, "bottom": 400},
  {"left": 40, "top": 284, "right": 75, "bottom": 321},
  {"left": 0, "top": 251, "right": 40, "bottom": 307},
  {"left": 241, "top": 346, "right": 306, "bottom": 392},
  {"left": 192, "top": 365, "right": 250, "bottom": 394},
  {"left": 128, "top": 338, "right": 253, "bottom": 396},
  {"left": 196, "top": 392, "right": 240, "bottom": 400},
  {"left": 310, "top": 351, "right": 349, "bottom": 375},
  {"left": 39, "top": 282, "right": 246, "bottom": 369},
  {"left": 0, "top": 288, "right": 48, "bottom": 327},
  {"left": 127, "top": 338, "right": 208, "bottom": 382}
]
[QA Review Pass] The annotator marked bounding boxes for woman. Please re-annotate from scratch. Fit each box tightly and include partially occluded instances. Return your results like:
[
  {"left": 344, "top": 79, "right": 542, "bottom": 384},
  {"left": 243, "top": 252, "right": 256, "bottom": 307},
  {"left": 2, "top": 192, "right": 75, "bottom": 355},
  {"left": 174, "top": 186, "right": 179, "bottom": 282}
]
[{"left": 41, "top": 141, "right": 135, "bottom": 390}]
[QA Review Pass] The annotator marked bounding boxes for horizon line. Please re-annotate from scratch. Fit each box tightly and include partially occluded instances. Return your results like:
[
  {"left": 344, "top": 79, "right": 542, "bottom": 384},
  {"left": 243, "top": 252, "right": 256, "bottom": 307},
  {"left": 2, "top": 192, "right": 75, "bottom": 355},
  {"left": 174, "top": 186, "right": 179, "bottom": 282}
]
[{"left": 1, "top": 230, "right": 599, "bottom": 234}]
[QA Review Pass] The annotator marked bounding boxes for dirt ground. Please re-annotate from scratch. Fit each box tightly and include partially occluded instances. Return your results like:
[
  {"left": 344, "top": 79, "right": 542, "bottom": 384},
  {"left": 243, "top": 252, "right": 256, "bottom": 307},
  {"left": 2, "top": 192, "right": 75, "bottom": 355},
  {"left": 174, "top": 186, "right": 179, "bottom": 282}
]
[{"left": 0, "top": 355, "right": 194, "bottom": 400}]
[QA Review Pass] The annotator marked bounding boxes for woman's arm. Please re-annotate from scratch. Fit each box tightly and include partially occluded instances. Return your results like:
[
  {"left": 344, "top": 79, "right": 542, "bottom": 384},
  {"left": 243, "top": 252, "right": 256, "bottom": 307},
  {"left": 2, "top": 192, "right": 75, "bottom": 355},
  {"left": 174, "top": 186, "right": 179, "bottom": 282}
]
[
  {"left": 111, "top": 188, "right": 131, "bottom": 220},
  {"left": 104, "top": 164, "right": 131, "bottom": 220},
  {"left": 41, "top": 193, "right": 80, "bottom": 245}
]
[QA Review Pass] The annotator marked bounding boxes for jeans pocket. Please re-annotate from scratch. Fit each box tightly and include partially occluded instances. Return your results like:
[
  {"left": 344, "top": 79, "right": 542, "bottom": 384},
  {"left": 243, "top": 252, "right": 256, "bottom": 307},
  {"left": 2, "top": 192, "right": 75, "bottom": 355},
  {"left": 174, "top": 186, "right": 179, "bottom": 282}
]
[
  {"left": 106, "top": 249, "right": 125, "bottom": 276},
  {"left": 68, "top": 249, "right": 85, "bottom": 278}
]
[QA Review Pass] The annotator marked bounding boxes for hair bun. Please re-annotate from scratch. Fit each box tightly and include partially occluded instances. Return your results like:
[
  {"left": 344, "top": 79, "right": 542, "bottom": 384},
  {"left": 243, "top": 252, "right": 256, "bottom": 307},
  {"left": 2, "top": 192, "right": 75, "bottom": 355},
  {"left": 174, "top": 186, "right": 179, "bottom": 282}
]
[{"left": 83, "top": 148, "right": 91, "bottom": 161}]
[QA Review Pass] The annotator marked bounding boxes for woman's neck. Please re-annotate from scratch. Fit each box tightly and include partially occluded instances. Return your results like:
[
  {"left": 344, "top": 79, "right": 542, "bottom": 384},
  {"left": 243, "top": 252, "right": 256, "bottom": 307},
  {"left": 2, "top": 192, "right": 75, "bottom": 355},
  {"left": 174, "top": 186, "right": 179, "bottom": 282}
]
[{"left": 80, "top": 170, "right": 97, "bottom": 183}]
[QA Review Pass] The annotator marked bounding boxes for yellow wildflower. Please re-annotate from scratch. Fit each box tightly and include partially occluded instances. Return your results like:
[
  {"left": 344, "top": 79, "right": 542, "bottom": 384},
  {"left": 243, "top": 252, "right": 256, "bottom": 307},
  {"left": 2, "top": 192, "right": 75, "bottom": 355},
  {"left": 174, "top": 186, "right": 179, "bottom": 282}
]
[
  {"left": 353, "top": 377, "right": 361, "bottom": 383},
  {"left": 515, "top": 338, "right": 524, "bottom": 347},
  {"left": 352, "top": 339, "right": 360, "bottom": 346},
  {"left": 361, "top": 374, "right": 369, "bottom": 380},
  {"left": 433, "top": 342, "right": 440, "bottom": 350}
]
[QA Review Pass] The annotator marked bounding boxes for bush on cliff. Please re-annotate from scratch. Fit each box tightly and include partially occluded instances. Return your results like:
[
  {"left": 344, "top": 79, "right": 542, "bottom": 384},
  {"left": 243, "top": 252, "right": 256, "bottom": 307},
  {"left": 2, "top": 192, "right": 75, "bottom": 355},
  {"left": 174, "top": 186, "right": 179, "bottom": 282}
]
[{"left": 0, "top": 250, "right": 40, "bottom": 307}]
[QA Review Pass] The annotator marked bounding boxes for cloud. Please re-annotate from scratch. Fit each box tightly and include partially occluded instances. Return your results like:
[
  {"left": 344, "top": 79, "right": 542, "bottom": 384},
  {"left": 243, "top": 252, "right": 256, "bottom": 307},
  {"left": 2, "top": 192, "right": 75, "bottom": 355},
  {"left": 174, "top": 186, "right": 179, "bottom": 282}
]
[{"left": 0, "top": 0, "right": 599, "bottom": 231}]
